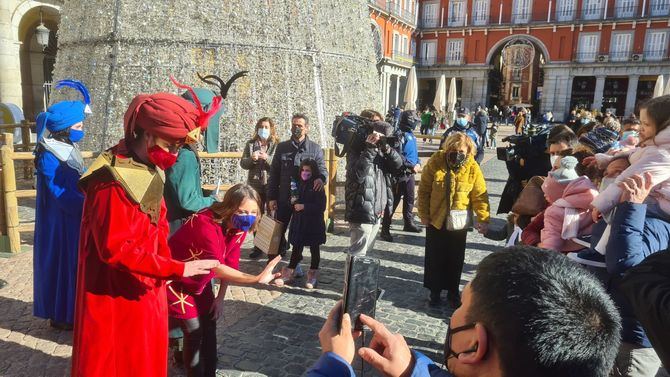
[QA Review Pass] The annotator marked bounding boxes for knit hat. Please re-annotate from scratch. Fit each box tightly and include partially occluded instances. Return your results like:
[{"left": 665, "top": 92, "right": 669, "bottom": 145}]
[
  {"left": 579, "top": 127, "right": 619, "bottom": 153},
  {"left": 550, "top": 156, "right": 580, "bottom": 184}
]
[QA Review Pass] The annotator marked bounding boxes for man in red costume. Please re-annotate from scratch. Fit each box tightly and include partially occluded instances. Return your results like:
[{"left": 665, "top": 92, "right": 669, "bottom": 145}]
[{"left": 72, "top": 86, "right": 223, "bottom": 377}]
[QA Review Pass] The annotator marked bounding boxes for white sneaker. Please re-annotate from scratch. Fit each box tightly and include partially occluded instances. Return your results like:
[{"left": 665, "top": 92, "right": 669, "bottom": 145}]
[{"left": 294, "top": 264, "right": 305, "bottom": 278}]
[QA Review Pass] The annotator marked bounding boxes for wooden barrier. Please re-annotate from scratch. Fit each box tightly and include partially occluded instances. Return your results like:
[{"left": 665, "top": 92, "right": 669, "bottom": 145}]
[{"left": 0, "top": 139, "right": 341, "bottom": 254}]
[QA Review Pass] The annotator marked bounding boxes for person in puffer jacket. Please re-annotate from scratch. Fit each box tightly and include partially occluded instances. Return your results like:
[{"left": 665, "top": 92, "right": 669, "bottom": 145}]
[
  {"left": 539, "top": 156, "right": 597, "bottom": 253},
  {"left": 345, "top": 110, "right": 403, "bottom": 256}
]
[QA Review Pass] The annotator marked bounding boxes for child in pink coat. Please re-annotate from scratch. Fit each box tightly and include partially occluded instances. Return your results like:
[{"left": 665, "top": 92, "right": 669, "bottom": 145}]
[{"left": 539, "top": 156, "right": 599, "bottom": 253}]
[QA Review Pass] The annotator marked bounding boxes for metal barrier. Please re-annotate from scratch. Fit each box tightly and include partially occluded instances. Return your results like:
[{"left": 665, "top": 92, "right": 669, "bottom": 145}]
[{"left": 0, "top": 132, "right": 340, "bottom": 254}]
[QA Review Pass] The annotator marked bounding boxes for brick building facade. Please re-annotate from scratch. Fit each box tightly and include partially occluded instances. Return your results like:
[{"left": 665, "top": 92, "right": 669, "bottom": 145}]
[
  {"left": 414, "top": 0, "right": 670, "bottom": 120},
  {"left": 369, "top": 0, "right": 418, "bottom": 111}
]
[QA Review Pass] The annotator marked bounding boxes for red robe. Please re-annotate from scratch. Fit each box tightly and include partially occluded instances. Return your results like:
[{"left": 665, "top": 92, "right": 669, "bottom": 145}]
[{"left": 72, "top": 172, "right": 185, "bottom": 376}]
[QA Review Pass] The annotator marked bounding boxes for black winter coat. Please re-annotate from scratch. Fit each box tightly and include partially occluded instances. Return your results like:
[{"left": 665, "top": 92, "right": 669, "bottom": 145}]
[
  {"left": 288, "top": 179, "right": 327, "bottom": 247},
  {"left": 345, "top": 141, "right": 403, "bottom": 224},
  {"left": 267, "top": 137, "right": 327, "bottom": 205}
]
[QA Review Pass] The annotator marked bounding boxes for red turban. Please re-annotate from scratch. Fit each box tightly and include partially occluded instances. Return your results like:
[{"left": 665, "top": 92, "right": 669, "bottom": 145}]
[{"left": 123, "top": 93, "right": 201, "bottom": 144}]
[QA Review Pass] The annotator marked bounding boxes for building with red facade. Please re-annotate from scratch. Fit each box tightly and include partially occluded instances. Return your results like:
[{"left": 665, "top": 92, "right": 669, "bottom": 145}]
[
  {"left": 414, "top": 0, "right": 670, "bottom": 120},
  {"left": 369, "top": 0, "right": 418, "bottom": 110}
]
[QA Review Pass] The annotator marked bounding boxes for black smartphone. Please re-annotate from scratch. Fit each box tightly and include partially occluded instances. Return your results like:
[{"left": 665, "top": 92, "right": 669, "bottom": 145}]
[{"left": 341, "top": 254, "right": 381, "bottom": 331}]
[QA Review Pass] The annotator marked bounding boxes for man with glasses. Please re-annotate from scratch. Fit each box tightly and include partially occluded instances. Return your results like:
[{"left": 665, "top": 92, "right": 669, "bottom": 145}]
[{"left": 309, "top": 246, "right": 622, "bottom": 377}]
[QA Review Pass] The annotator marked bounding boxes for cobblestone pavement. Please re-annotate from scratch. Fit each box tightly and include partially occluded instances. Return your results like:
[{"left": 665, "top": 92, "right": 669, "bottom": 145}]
[{"left": 0, "top": 127, "right": 514, "bottom": 377}]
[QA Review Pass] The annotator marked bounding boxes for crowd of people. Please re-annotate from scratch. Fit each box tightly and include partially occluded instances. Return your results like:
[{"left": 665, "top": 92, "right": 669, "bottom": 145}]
[{"left": 28, "top": 74, "right": 670, "bottom": 377}]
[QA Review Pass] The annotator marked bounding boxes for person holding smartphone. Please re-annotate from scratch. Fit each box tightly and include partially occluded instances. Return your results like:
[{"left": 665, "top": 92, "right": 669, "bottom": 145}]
[{"left": 308, "top": 246, "right": 622, "bottom": 377}]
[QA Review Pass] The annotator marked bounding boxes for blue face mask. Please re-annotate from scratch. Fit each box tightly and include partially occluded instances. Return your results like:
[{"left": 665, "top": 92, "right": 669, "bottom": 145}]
[
  {"left": 456, "top": 118, "right": 468, "bottom": 128},
  {"left": 69, "top": 129, "right": 85, "bottom": 142},
  {"left": 621, "top": 130, "right": 639, "bottom": 141},
  {"left": 258, "top": 128, "right": 270, "bottom": 140},
  {"left": 232, "top": 214, "right": 256, "bottom": 232}
]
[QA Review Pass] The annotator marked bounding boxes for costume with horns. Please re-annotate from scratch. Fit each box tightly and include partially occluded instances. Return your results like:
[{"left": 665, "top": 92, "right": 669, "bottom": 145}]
[
  {"left": 33, "top": 79, "right": 90, "bottom": 326},
  {"left": 71, "top": 78, "right": 222, "bottom": 377},
  {"left": 164, "top": 71, "right": 248, "bottom": 233}
]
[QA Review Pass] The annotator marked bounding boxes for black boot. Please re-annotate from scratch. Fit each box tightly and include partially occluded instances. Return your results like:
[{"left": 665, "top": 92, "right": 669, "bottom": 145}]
[
  {"left": 403, "top": 222, "right": 421, "bottom": 233},
  {"left": 447, "top": 291, "right": 462, "bottom": 309},
  {"left": 379, "top": 228, "right": 393, "bottom": 242},
  {"left": 429, "top": 290, "right": 442, "bottom": 307}
]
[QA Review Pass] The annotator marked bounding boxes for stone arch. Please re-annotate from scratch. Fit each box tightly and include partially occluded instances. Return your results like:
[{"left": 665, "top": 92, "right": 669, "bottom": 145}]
[
  {"left": 485, "top": 34, "right": 551, "bottom": 65},
  {"left": 10, "top": 1, "right": 61, "bottom": 41}
]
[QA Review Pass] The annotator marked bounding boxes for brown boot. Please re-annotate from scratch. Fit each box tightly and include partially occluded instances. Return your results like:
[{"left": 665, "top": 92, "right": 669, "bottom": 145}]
[
  {"left": 305, "top": 269, "right": 319, "bottom": 289},
  {"left": 273, "top": 267, "right": 294, "bottom": 287}
]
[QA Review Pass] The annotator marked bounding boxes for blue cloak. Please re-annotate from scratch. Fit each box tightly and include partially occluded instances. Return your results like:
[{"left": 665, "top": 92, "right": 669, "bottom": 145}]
[{"left": 33, "top": 147, "right": 84, "bottom": 324}]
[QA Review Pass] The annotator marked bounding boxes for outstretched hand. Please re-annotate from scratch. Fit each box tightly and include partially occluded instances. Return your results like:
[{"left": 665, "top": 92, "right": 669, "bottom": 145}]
[
  {"left": 258, "top": 256, "right": 282, "bottom": 285},
  {"left": 182, "top": 260, "right": 219, "bottom": 277}
]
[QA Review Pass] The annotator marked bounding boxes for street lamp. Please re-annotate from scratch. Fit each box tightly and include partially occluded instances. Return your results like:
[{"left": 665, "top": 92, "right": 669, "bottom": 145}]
[{"left": 35, "top": 10, "right": 50, "bottom": 51}]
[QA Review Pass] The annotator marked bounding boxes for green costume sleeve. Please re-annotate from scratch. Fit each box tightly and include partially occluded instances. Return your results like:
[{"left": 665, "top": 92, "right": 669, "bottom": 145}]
[{"left": 165, "top": 149, "right": 215, "bottom": 214}]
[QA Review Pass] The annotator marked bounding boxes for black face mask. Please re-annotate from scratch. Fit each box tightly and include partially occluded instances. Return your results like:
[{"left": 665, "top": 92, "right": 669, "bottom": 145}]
[
  {"left": 447, "top": 151, "right": 467, "bottom": 169},
  {"left": 444, "top": 322, "right": 479, "bottom": 367}
]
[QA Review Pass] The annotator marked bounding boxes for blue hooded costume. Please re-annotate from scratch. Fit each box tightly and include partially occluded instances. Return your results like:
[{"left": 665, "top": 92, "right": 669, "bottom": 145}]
[{"left": 33, "top": 79, "right": 89, "bottom": 325}]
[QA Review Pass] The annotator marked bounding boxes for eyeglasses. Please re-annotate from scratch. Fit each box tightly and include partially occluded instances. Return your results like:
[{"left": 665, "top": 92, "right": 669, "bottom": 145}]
[{"left": 444, "top": 322, "right": 478, "bottom": 363}]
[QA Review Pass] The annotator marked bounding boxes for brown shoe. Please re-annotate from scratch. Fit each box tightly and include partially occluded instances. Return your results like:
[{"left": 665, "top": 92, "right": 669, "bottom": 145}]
[{"left": 305, "top": 269, "right": 319, "bottom": 289}]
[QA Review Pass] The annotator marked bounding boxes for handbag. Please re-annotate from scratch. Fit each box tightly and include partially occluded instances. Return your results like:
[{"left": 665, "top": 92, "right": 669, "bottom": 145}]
[
  {"left": 253, "top": 212, "right": 284, "bottom": 254},
  {"left": 446, "top": 209, "right": 471, "bottom": 231},
  {"left": 511, "top": 176, "right": 547, "bottom": 216}
]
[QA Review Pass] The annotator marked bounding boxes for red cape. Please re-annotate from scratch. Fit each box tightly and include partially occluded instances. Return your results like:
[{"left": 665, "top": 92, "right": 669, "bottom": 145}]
[{"left": 71, "top": 164, "right": 184, "bottom": 376}]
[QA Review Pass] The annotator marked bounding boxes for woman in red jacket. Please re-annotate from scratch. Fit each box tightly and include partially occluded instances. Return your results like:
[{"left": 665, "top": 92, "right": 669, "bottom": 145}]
[{"left": 167, "top": 183, "right": 281, "bottom": 377}]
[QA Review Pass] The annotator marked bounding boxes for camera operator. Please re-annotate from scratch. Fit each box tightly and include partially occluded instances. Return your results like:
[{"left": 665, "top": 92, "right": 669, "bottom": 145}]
[
  {"left": 345, "top": 110, "right": 403, "bottom": 256},
  {"left": 441, "top": 107, "right": 483, "bottom": 163}
]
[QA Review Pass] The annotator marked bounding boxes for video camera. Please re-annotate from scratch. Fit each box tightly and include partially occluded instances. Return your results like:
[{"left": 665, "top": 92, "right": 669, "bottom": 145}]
[{"left": 332, "top": 113, "right": 395, "bottom": 157}]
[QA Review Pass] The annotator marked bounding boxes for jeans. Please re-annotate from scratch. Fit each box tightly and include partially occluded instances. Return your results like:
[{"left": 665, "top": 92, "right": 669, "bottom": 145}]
[
  {"left": 171, "top": 315, "right": 218, "bottom": 377},
  {"left": 348, "top": 219, "right": 381, "bottom": 256},
  {"left": 382, "top": 176, "right": 416, "bottom": 229},
  {"left": 612, "top": 342, "right": 662, "bottom": 377}
]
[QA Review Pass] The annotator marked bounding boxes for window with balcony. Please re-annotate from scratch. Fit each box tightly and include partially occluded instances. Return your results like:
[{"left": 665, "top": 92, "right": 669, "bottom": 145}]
[
  {"left": 402, "top": 36, "right": 409, "bottom": 54},
  {"left": 615, "top": 0, "right": 637, "bottom": 18},
  {"left": 511, "top": 85, "right": 521, "bottom": 99},
  {"left": 447, "top": 39, "right": 464, "bottom": 65},
  {"left": 472, "top": 0, "right": 489, "bottom": 25},
  {"left": 582, "top": 0, "right": 604, "bottom": 20},
  {"left": 650, "top": 0, "right": 670, "bottom": 16},
  {"left": 610, "top": 32, "right": 633, "bottom": 61},
  {"left": 645, "top": 30, "right": 668, "bottom": 60},
  {"left": 577, "top": 33, "right": 600, "bottom": 62},
  {"left": 512, "top": 68, "right": 522, "bottom": 81},
  {"left": 422, "top": 2, "right": 439, "bottom": 27},
  {"left": 448, "top": 1, "right": 466, "bottom": 26},
  {"left": 557, "top": 0, "right": 576, "bottom": 21},
  {"left": 421, "top": 40, "right": 437, "bottom": 65},
  {"left": 512, "top": 0, "right": 532, "bottom": 23}
]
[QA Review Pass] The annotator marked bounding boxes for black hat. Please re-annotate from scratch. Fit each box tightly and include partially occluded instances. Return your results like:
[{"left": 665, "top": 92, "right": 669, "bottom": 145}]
[{"left": 457, "top": 107, "right": 470, "bottom": 116}]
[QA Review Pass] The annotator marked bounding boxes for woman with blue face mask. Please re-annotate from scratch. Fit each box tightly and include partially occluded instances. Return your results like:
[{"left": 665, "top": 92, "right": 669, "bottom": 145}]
[
  {"left": 241, "top": 117, "right": 279, "bottom": 259},
  {"left": 33, "top": 79, "right": 90, "bottom": 330},
  {"left": 167, "top": 183, "right": 282, "bottom": 377}
]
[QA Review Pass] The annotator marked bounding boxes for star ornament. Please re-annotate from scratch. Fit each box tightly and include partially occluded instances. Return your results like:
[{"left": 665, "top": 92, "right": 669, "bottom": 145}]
[{"left": 168, "top": 284, "right": 194, "bottom": 314}]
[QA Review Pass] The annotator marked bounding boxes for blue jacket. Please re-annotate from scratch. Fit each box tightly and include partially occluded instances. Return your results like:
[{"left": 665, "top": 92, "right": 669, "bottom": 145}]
[
  {"left": 599, "top": 202, "right": 670, "bottom": 347},
  {"left": 403, "top": 131, "right": 419, "bottom": 167},
  {"left": 307, "top": 351, "right": 453, "bottom": 377}
]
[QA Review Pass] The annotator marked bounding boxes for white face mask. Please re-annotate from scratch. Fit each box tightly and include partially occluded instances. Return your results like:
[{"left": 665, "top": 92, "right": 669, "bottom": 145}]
[
  {"left": 550, "top": 155, "right": 559, "bottom": 169},
  {"left": 599, "top": 176, "right": 616, "bottom": 192}
]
